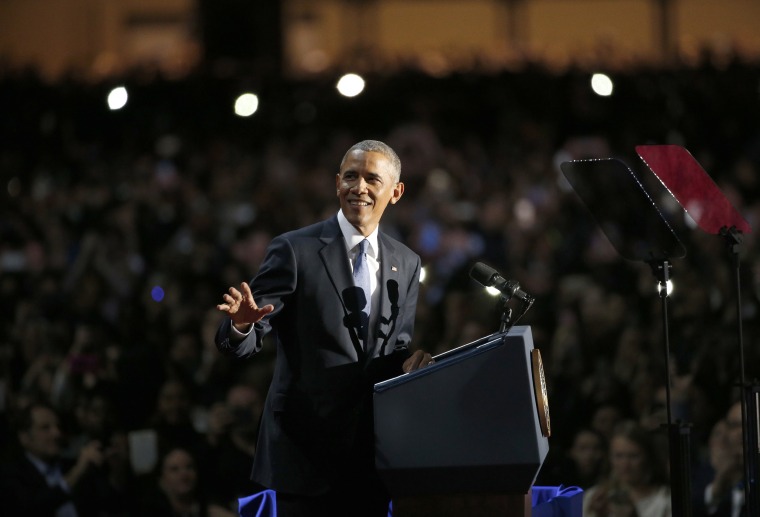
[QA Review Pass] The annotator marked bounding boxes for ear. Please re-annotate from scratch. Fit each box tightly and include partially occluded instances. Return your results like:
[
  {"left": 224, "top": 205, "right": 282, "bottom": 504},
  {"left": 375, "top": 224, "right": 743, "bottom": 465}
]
[
  {"left": 335, "top": 174, "right": 341, "bottom": 197},
  {"left": 389, "top": 182, "right": 405, "bottom": 205}
]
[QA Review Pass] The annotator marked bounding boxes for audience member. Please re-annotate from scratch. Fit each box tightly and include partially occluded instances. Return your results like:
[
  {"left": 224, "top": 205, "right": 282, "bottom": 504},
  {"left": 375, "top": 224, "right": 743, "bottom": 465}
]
[
  {"left": 203, "top": 383, "right": 264, "bottom": 509},
  {"left": 539, "top": 426, "right": 607, "bottom": 489},
  {"left": 694, "top": 400, "right": 746, "bottom": 517},
  {"left": 147, "top": 378, "right": 208, "bottom": 459},
  {"left": 135, "top": 446, "right": 237, "bottom": 517},
  {"left": 0, "top": 401, "right": 129, "bottom": 517},
  {"left": 583, "top": 420, "right": 671, "bottom": 517},
  {"left": 590, "top": 402, "right": 626, "bottom": 444}
]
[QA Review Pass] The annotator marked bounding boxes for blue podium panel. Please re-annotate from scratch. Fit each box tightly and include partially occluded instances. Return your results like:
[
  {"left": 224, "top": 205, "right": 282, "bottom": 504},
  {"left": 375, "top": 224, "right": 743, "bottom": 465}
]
[{"left": 373, "top": 326, "right": 549, "bottom": 497}]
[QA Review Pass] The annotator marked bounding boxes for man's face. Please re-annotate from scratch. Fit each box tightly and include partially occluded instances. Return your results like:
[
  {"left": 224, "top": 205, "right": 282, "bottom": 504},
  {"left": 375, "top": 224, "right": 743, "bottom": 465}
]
[
  {"left": 19, "top": 406, "right": 62, "bottom": 462},
  {"left": 336, "top": 150, "right": 404, "bottom": 236}
]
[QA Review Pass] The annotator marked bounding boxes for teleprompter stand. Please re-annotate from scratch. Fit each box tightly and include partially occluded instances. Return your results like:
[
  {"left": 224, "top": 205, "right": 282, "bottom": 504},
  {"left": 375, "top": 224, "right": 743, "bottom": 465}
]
[
  {"left": 636, "top": 144, "right": 756, "bottom": 516},
  {"left": 560, "top": 157, "right": 691, "bottom": 517}
]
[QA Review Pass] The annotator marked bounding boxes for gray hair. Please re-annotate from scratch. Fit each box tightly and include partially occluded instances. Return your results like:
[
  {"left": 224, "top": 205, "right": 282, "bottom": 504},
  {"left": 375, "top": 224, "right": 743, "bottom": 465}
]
[{"left": 340, "top": 140, "right": 402, "bottom": 182}]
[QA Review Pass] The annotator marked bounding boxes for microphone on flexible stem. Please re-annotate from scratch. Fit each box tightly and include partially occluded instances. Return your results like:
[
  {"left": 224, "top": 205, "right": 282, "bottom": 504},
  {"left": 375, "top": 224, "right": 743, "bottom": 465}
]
[{"left": 469, "top": 262, "right": 535, "bottom": 305}]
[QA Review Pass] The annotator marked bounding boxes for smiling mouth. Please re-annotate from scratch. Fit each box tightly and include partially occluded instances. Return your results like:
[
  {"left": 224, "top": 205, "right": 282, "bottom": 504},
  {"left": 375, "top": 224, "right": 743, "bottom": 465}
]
[{"left": 349, "top": 200, "right": 371, "bottom": 207}]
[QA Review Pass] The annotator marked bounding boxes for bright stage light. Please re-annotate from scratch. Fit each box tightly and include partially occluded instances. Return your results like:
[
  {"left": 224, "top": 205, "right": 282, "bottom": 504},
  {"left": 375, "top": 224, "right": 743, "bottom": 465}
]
[
  {"left": 107, "top": 86, "right": 128, "bottom": 110},
  {"left": 336, "top": 73, "right": 365, "bottom": 97},
  {"left": 235, "top": 93, "right": 259, "bottom": 117},
  {"left": 591, "top": 73, "right": 614, "bottom": 97},
  {"left": 657, "top": 279, "right": 674, "bottom": 296}
]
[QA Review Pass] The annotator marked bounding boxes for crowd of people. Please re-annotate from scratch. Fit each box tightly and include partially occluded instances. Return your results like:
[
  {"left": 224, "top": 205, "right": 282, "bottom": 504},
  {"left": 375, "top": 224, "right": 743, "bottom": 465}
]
[{"left": 2, "top": 49, "right": 760, "bottom": 515}]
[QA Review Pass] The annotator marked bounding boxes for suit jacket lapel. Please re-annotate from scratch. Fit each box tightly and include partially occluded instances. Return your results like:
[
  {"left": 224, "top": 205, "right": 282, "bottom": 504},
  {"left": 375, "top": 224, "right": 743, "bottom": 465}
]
[
  {"left": 318, "top": 217, "right": 365, "bottom": 357},
  {"left": 318, "top": 217, "right": 352, "bottom": 309}
]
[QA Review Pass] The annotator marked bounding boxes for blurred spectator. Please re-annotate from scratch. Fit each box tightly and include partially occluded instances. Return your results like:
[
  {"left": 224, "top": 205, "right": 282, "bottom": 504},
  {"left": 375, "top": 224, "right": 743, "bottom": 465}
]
[
  {"left": 694, "top": 400, "right": 746, "bottom": 517},
  {"left": 147, "top": 378, "right": 208, "bottom": 460},
  {"left": 61, "top": 386, "right": 123, "bottom": 458},
  {"left": 590, "top": 402, "right": 626, "bottom": 444},
  {"left": 0, "top": 401, "right": 129, "bottom": 517},
  {"left": 203, "top": 383, "right": 264, "bottom": 509},
  {"left": 583, "top": 420, "right": 671, "bottom": 517},
  {"left": 135, "top": 446, "right": 236, "bottom": 517},
  {"left": 539, "top": 427, "right": 607, "bottom": 489}
]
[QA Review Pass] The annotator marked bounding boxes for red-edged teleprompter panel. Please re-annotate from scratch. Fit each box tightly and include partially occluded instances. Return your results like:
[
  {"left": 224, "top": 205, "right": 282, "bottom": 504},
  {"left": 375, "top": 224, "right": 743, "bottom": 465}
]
[{"left": 636, "top": 144, "right": 751, "bottom": 235}]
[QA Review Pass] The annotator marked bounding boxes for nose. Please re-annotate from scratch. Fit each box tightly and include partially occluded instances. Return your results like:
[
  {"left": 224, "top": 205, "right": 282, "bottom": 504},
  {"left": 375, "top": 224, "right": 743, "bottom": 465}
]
[{"left": 351, "top": 176, "right": 368, "bottom": 194}]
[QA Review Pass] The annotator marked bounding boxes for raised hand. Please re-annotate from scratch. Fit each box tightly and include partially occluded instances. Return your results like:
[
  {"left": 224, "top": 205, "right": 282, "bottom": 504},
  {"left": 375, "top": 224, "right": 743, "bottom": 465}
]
[
  {"left": 216, "top": 282, "right": 274, "bottom": 331},
  {"left": 65, "top": 440, "right": 105, "bottom": 488}
]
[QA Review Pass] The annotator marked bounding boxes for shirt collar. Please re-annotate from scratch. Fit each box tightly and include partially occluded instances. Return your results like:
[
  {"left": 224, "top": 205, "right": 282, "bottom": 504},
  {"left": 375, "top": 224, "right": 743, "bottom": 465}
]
[
  {"left": 337, "top": 210, "right": 379, "bottom": 258},
  {"left": 25, "top": 451, "right": 55, "bottom": 475}
]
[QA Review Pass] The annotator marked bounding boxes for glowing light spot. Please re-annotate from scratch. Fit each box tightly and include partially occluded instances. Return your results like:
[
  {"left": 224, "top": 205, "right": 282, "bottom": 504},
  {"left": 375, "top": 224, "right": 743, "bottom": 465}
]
[
  {"left": 234, "top": 93, "right": 259, "bottom": 117},
  {"left": 657, "top": 280, "right": 674, "bottom": 296},
  {"left": 107, "top": 86, "right": 128, "bottom": 110},
  {"left": 336, "top": 73, "right": 365, "bottom": 97},
  {"left": 151, "top": 286, "right": 165, "bottom": 302},
  {"left": 591, "top": 73, "right": 614, "bottom": 96},
  {"left": 486, "top": 286, "right": 501, "bottom": 297}
]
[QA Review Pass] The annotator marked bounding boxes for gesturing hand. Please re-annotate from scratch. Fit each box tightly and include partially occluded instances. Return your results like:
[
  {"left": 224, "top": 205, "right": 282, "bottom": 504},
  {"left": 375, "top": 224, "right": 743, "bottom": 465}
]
[
  {"left": 402, "top": 349, "right": 435, "bottom": 373},
  {"left": 216, "top": 282, "right": 274, "bottom": 331}
]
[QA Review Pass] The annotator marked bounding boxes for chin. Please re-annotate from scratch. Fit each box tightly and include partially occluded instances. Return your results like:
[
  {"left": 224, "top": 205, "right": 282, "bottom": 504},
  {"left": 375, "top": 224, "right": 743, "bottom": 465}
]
[{"left": 345, "top": 213, "right": 367, "bottom": 225}]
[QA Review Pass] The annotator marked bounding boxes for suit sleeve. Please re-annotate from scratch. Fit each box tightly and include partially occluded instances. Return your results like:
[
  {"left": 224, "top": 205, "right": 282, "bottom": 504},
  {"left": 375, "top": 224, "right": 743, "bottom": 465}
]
[{"left": 215, "top": 235, "right": 297, "bottom": 358}]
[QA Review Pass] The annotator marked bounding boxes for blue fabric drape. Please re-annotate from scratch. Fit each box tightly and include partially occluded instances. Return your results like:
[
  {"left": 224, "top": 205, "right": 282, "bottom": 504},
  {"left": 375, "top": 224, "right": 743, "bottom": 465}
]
[
  {"left": 239, "top": 486, "right": 582, "bottom": 516},
  {"left": 532, "top": 485, "right": 584, "bottom": 517}
]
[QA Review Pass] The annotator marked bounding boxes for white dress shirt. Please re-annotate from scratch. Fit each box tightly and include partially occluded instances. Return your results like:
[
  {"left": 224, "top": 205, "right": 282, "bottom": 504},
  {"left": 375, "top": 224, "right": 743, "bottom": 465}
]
[{"left": 337, "top": 209, "right": 381, "bottom": 336}]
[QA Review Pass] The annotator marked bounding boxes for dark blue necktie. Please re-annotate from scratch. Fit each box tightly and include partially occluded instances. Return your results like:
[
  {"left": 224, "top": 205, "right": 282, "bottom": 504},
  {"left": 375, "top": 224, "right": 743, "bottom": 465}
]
[{"left": 353, "top": 239, "right": 371, "bottom": 341}]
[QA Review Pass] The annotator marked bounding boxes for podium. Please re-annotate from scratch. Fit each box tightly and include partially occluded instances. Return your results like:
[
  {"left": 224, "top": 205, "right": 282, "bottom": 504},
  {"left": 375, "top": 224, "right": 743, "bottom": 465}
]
[{"left": 374, "top": 326, "right": 550, "bottom": 516}]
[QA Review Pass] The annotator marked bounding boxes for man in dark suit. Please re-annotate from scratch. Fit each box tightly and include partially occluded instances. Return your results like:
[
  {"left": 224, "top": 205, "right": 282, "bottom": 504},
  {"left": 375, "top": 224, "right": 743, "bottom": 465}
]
[
  {"left": 0, "top": 401, "right": 128, "bottom": 517},
  {"left": 215, "top": 140, "right": 432, "bottom": 516}
]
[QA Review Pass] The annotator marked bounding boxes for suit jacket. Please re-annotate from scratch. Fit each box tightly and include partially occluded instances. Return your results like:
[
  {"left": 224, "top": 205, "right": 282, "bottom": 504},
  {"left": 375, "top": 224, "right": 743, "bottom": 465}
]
[
  {"left": 0, "top": 448, "right": 125, "bottom": 517},
  {"left": 216, "top": 215, "right": 421, "bottom": 496},
  {"left": 0, "top": 450, "right": 73, "bottom": 517}
]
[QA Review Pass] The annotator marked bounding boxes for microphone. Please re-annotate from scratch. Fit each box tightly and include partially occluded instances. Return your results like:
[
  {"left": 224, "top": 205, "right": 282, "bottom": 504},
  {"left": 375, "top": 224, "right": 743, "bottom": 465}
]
[{"left": 469, "top": 262, "right": 534, "bottom": 304}]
